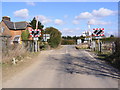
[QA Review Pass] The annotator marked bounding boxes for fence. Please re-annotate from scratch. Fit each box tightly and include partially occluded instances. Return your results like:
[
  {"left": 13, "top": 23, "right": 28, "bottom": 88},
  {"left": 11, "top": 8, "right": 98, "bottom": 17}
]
[
  {"left": 1, "top": 36, "right": 41, "bottom": 62},
  {"left": 2, "top": 38, "right": 28, "bottom": 63},
  {"left": 90, "top": 40, "right": 115, "bottom": 54}
]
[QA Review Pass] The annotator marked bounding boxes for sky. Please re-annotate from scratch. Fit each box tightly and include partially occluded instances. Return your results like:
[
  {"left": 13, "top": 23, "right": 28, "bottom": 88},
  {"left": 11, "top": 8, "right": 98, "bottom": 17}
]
[{"left": 1, "top": 1, "right": 118, "bottom": 36}]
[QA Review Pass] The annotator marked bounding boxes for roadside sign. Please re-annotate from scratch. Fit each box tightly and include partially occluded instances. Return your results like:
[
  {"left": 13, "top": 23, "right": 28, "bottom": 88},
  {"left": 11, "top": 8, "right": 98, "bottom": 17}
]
[
  {"left": 29, "top": 28, "right": 34, "bottom": 37},
  {"left": 92, "top": 28, "right": 104, "bottom": 53},
  {"left": 43, "top": 34, "right": 50, "bottom": 41},
  {"left": 92, "top": 28, "right": 104, "bottom": 37},
  {"left": 33, "top": 37, "right": 38, "bottom": 40},
  {"left": 34, "top": 29, "right": 41, "bottom": 37},
  {"left": 77, "top": 39, "right": 81, "bottom": 44},
  {"left": 29, "top": 29, "right": 41, "bottom": 38},
  {"left": 43, "top": 37, "right": 47, "bottom": 42}
]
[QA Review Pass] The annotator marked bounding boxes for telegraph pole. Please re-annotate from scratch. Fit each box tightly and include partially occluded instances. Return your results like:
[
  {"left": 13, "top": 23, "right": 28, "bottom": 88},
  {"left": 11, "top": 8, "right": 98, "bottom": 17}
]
[
  {"left": 34, "top": 16, "right": 38, "bottom": 52},
  {"left": 87, "top": 21, "right": 92, "bottom": 42},
  {"left": 87, "top": 21, "right": 92, "bottom": 49},
  {"left": 29, "top": 17, "right": 41, "bottom": 52}
]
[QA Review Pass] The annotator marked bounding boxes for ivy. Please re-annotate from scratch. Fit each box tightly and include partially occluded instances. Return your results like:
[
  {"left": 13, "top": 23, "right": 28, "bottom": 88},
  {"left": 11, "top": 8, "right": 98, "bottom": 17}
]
[{"left": 21, "top": 30, "right": 30, "bottom": 40}]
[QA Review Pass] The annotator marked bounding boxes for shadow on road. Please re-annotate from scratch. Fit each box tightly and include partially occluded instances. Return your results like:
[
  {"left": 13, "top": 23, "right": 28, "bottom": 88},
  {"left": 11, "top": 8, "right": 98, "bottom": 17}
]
[{"left": 50, "top": 52, "right": 120, "bottom": 79}]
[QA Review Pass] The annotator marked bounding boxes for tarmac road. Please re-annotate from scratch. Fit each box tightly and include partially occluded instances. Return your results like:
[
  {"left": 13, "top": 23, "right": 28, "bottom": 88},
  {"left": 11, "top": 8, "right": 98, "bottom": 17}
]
[{"left": 2, "top": 45, "right": 119, "bottom": 88}]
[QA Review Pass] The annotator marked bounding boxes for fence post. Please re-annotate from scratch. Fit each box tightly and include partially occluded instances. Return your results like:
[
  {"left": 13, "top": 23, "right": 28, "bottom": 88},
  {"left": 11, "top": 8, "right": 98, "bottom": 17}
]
[
  {"left": 112, "top": 42, "right": 115, "bottom": 54},
  {"left": 91, "top": 41, "right": 96, "bottom": 51},
  {"left": 37, "top": 41, "right": 39, "bottom": 52},
  {"left": 32, "top": 40, "right": 34, "bottom": 52}
]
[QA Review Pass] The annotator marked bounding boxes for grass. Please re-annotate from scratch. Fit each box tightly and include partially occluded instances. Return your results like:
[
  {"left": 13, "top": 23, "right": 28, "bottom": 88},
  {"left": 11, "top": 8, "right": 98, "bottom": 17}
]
[{"left": 94, "top": 51, "right": 120, "bottom": 71}]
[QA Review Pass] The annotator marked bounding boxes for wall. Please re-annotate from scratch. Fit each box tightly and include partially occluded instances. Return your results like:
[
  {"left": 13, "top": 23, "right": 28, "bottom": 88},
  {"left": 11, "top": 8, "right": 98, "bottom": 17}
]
[
  {"left": 1, "top": 21, "right": 11, "bottom": 37},
  {"left": 1, "top": 21, "right": 33, "bottom": 43},
  {"left": 10, "top": 30, "right": 23, "bottom": 41}
]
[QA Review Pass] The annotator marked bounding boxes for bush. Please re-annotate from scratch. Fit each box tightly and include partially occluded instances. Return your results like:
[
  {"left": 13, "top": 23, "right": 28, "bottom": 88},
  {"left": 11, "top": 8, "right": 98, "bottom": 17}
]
[
  {"left": 45, "top": 27, "right": 62, "bottom": 48},
  {"left": 106, "top": 38, "right": 120, "bottom": 70},
  {"left": 61, "top": 39, "right": 75, "bottom": 45},
  {"left": 21, "top": 30, "right": 30, "bottom": 40}
]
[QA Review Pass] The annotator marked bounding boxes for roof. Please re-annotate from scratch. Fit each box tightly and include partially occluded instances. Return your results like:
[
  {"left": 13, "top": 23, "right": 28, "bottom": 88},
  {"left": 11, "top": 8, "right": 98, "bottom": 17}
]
[
  {"left": 3, "top": 20, "right": 31, "bottom": 30},
  {"left": 3, "top": 16, "right": 10, "bottom": 18}
]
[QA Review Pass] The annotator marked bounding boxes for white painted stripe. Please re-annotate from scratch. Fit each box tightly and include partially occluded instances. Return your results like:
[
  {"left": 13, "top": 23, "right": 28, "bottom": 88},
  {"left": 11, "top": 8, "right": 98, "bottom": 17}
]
[{"left": 83, "top": 50, "right": 96, "bottom": 61}]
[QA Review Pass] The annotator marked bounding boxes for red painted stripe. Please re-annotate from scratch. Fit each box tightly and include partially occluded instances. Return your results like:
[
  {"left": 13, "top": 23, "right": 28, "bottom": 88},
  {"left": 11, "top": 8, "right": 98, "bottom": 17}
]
[
  {"left": 30, "top": 35, "right": 33, "bottom": 37},
  {"left": 96, "top": 28, "right": 98, "bottom": 30},
  {"left": 101, "top": 34, "right": 104, "bottom": 36}
]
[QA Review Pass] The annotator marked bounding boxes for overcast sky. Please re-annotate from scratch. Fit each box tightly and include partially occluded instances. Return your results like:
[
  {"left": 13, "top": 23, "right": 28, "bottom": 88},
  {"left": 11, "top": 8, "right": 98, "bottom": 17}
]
[{"left": 1, "top": 1, "right": 118, "bottom": 36}]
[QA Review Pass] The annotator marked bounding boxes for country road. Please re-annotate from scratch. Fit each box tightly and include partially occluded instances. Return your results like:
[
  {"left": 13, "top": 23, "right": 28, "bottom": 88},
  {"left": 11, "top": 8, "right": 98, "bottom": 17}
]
[{"left": 3, "top": 45, "right": 120, "bottom": 88}]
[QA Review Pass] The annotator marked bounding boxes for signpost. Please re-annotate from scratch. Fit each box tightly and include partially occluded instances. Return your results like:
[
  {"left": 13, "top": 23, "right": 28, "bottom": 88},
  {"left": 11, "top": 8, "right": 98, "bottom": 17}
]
[
  {"left": 92, "top": 28, "right": 104, "bottom": 37},
  {"left": 29, "top": 29, "right": 41, "bottom": 52},
  {"left": 29, "top": 16, "right": 50, "bottom": 52},
  {"left": 92, "top": 28, "right": 104, "bottom": 53},
  {"left": 29, "top": 16, "right": 42, "bottom": 52},
  {"left": 43, "top": 34, "right": 50, "bottom": 42}
]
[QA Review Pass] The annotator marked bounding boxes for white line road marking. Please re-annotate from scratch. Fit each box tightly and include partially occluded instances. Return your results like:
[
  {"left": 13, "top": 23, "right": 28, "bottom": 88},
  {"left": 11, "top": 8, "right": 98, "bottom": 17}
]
[{"left": 83, "top": 51, "right": 96, "bottom": 61}]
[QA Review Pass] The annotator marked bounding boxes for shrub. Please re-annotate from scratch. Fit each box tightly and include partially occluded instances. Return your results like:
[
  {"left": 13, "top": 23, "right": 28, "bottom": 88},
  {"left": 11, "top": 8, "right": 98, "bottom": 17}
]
[
  {"left": 45, "top": 27, "right": 62, "bottom": 48},
  {"left": 21, "top": 30, "right": 30, "bottom": 40},
  {"left": 61, "top": 39, "right": 75, "bottom": 45},
  {"left": 106, "top": 38, "right": 120, "bottom": 70}
]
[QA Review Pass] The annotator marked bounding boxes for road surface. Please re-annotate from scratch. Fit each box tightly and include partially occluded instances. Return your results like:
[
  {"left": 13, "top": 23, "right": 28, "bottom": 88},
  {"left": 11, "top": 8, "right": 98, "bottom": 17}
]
[{"left": 3, "top": 45, "right": 120, "bottom": 88}]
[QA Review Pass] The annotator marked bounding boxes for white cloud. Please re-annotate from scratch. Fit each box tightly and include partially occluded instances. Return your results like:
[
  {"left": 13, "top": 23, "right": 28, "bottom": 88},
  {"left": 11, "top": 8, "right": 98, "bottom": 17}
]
[
  {"left": 92, "top": 8, "right": 115, "bottom": 17},
  {"left": 74, "top": 8, "right": 116, "bottom": 20},
  {"left": 61, "top": 27, "right": 82, "bottom": 36},
  {"left": 38, "top": 15, "right": 52, "bottom": 24},
  {"left": 88, "top": 19, "right": 111, "bottom": 25},
  {"left": 14, "top": 9, "right": 29, "bottom": 18},
  {"left": 75, "top": 12, "right": 93, "bottom": 19},
  {"left": 73, "top": 8, "right": 116, "bottom": 26},
  {"left": 26, "top": 2, "right": 35, "bottom": 6},
  {"left": 72, "top": 20, "right": 79, "bottom": 24},
  {"left": 54, "top": 19, "right": 64, "bottom": 25}
]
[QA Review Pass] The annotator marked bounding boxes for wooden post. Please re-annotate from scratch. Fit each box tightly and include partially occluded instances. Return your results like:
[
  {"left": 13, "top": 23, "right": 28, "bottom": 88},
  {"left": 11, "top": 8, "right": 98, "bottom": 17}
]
[
  {"left": 112, "top": 42, "right": 115, "bottom": 54},
  {"left": 98, "top": 39, "right": 102, "bottom": 53},
  {"left": 35, "top": 40, "right": 37, "bottom": 52},
  {"left": 32, "top": 40, "right": 34, "bottom": 52}
]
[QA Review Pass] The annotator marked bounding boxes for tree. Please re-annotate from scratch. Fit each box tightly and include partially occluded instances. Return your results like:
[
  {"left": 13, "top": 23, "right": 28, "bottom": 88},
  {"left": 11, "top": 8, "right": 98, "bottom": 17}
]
[
  {"left": 80, "top": 35, "right": 85, "bottom": 43},
  {"left": 110, "top": 35, "right": 114, "bottom": 38},
  {"left": 67, "top": 36, "right": 72, "bottom": 39},
  {"left": 29, "top": 17, "right": 44, "bottom": 29},
  {"left": 45, "top": 27, "right": 62, "bottom": 48}
]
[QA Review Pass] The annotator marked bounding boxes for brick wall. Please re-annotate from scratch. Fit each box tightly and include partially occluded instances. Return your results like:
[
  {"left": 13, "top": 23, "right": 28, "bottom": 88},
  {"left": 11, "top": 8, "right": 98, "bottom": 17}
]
[
  {"left": 1, "top": 21, "right": 33, "bottom": 42},
  {"left": 10, "top": 30, "right": 23, "bottom": 41},
  {"left": 1, "top": 21, "right": 11, "bottom": 36}
]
